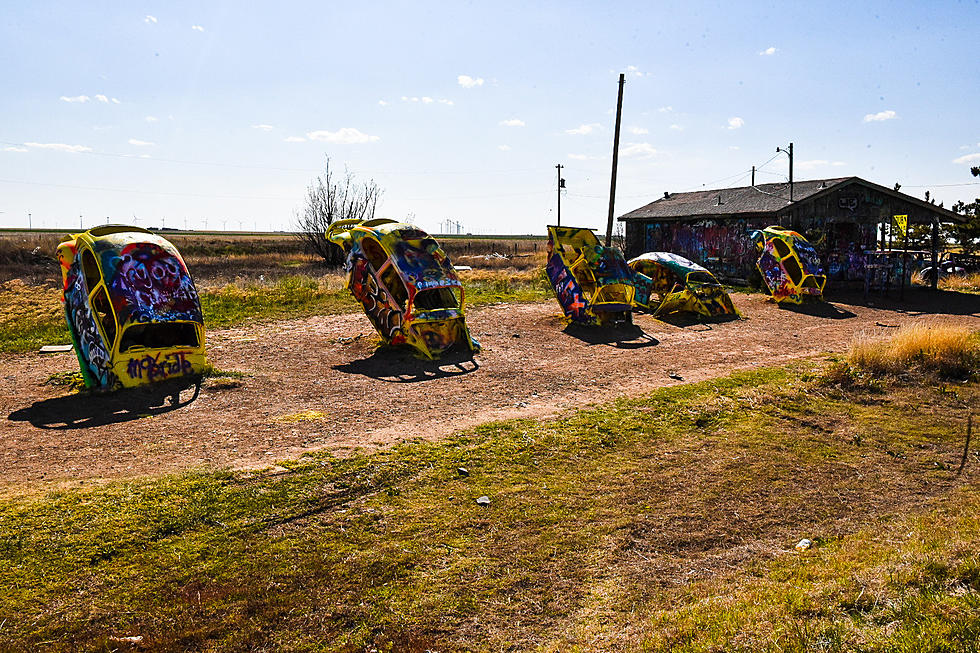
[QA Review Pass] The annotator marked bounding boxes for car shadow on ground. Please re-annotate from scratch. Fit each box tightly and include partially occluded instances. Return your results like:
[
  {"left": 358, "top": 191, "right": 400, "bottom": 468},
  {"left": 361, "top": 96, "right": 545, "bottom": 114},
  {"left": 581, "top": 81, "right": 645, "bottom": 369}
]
[
  {"left": 777, "top": 300, "right": 857, "bottom": 320},
  {"left": 8, "top": 378, "right": 201, "bottom": 430},
  {"left": 563, "top": 323, "right": 660, "bottom": 349},
  {"left": 653, "top": 313, "right": 742, "bottom": 329},
  {"left": 831, "top": 287, "right": 980, "bottom": 317},
  {"left": 332, "top": 347, "right": 479, "bottom": 383}
]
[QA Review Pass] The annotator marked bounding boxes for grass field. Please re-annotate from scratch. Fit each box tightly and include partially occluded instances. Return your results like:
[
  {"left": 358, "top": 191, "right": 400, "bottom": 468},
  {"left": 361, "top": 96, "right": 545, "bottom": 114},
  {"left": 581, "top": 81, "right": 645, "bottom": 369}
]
[
  {"left": 1, "top": 350, "right": 978, "bottom": 650},
  {"left": 0, "top": 268, "right": 553, "bottom": 353}
]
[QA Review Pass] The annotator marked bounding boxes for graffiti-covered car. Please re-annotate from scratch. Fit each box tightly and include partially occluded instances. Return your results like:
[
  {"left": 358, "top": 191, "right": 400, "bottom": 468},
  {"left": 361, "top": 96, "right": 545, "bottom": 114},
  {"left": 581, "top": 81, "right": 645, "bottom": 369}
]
[
  {"left": 752, "top": 226, "right": 826, "bottom": 304},
  {"left": 546, "top": 225, "right": 649, "bottom": 326},
  {"left": 326, "top": 218, "right": 480, "bottom": 359},
  {"left": 628, "top": 252, "right": 740, "bottom": 319},
  {"left": 57, "top": 226, "right": 206, "bottom": 390}
]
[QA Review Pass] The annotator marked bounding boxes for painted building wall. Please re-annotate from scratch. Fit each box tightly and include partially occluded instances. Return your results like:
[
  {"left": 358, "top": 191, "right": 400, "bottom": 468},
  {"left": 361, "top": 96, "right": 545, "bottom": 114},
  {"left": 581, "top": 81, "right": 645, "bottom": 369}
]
[{"left": 622, "top": 181, "right": 941, "bottom": 284}]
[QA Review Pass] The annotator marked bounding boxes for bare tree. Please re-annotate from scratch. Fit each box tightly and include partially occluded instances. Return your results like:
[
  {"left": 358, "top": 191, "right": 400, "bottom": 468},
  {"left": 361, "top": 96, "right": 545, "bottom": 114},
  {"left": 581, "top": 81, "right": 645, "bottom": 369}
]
[{"left": 295, "top": 157, "right": 383, "bottom": 264}]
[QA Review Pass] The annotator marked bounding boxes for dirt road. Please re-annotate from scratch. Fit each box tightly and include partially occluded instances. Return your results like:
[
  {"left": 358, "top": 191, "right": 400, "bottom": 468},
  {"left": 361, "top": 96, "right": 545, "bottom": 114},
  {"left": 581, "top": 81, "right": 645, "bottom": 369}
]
[{"left": 3, "top": 288, "right": 979, "bottom": 491}]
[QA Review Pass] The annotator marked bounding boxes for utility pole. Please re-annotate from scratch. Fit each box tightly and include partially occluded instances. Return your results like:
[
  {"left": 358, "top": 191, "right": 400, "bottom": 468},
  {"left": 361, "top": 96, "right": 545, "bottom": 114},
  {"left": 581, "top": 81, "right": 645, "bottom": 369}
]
[
  {"left": 555, "top": 164, "right": 564, "bottom": 226},
  {"left": 776, "top": 142, "right": 794, "bottom": 201},
  {"left": 605, "top": 73, "right": 625, "bottom": 247},
  {"left": 28, "top": 212, "right": 31, "bottom": 230},
  {"left": 751, "top": 166, "right": 755, "bottom": 186},
  {"left": 79, "top": 214, "right": 83, "bottom": 230}
]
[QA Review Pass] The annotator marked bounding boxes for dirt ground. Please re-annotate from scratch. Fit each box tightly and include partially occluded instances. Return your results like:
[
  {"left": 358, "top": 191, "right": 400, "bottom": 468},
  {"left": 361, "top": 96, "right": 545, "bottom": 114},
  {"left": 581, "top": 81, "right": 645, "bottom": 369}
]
[{"left": 3, "top": 288, "right": 980, "bottom": 493}]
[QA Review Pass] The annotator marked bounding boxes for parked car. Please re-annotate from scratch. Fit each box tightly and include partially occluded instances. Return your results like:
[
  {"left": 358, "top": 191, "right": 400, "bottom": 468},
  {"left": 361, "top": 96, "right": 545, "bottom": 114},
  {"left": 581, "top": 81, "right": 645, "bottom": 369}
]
[
  {"left": 545, "top": 225, "right": 647, "bottom": 326},
  {"left": 57, "top": 226, "right": 206, "bottom": 390},
  {"left": 326, "top": 218, "right": 480, "bottom": 359},
  {"left": 628, "top": 252, "right": 740, "bottom": 319},
  {"left": 752, "top": 226, "right": 826, "bottom": 304}
]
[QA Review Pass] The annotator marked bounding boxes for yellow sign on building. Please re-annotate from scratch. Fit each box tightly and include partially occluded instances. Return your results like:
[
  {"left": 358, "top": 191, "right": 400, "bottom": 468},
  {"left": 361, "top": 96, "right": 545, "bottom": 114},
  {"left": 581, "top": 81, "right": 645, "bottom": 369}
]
[{"left": 893, "top": 214, "right": 908, "bottom": 233}]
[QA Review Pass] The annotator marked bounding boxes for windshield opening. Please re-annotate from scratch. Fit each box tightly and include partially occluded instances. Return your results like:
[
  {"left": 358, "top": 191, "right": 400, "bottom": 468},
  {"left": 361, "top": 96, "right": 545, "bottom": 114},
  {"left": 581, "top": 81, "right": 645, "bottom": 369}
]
[
  {"left": 414, "top": 287, "right": 460, "bottom": 311},
  {"left": 119, "top": 322, "right": 199, "bottom": 352}
]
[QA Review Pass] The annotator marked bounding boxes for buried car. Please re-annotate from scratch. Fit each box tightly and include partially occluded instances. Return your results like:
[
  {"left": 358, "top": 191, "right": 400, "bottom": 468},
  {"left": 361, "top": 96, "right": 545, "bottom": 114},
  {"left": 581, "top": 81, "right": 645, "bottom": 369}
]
[
  {"left": 326, "top": 218, "right": 480, "bottom": 359},
  {"left": 753, "top": 226, "right": 827, "bottom": 304},
  {"left": 545, "top": 225, "right": 649, "bottom": 326},
  {"left": 57, "top": 225, "right": 206, "bottom": 390},
  {"left": 628, "top": 252, "right": 740, "bottom": 319}
]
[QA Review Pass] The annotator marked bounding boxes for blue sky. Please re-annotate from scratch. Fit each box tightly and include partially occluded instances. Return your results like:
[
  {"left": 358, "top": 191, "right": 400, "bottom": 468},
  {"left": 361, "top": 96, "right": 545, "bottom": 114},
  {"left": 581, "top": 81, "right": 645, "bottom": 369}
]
[{"left": 2, "top": 0, "right": 979, "bottom": 234}]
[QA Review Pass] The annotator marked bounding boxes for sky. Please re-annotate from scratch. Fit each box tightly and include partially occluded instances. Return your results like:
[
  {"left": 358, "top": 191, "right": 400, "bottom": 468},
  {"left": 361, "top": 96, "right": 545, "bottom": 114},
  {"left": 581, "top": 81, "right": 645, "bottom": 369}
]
[{"left": 2, "top": 0, "right": 979, "bottom": 235}]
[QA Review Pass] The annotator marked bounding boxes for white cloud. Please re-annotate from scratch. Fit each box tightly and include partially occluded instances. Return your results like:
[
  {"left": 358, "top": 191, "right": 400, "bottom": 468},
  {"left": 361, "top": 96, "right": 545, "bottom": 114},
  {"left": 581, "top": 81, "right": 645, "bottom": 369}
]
[
  {"left": 626, "top": 65, "right": 645, "bottom": 77},
  {"left": 401, "top": 95, "right": 452, "bottom": 106},
  {"left": 621, "top": 142, "right": 658, "bottom": 158},
  {"left": 627, "top": 126, "right": 648, "bottom": 135},
  {"left": 24, "top": 142, "right": 92, "bottom": 153},
  {"left": 728, "top": 146, "right": 740, "bottom": 150},
  {"left": 144, "top": 15, "right": 157, "bottom": 23},
  {"left": 568, "top": 153, "right": 588, "bottom": 160},
  {"left": 498, "top": 145, "right": 512, "bottom": 151},
  {"left": 669, "top": 124, "right": 683, "bottom": 131},
  {"left": 759, "top": 46, "right": 777, "bottom": 56},
  {"left": 284, "top": 136, "right": 307, "bottom": 142},
  {"left": 566, "top": 123, "right": 601, "bottom": 135},
  {"left": 111, "top": 97, "right": 121, "bottom": 104},
  {"left": 306, "top": 128, "right": 380, "bottom": 144},
  {"left": 94, "top": 94, "right": 109, "bottom": 103},
  {"left": 128, "top": 138, "right": 155, "bottom": 146},
  {"left": 457, "top": 74, "right": 484, "bottom": 88},
  {"left": 138, "top": 154, "right": 152, "bottom": 159},
  {"left": 378, "top": 100, "right": 388, "bottom": 106},
  {"left": 251, "top": 124, "right": 274, "bottom": 131},
  {"left": 191, "top": 25, "right": 204, "bottom": 32},
  {"left": 500, "top": 119, "right": 525, "bottom": 127},
  {"left": 832, "top": 161, "right": 846, "bottom": 166},
  {"left": 863, "top": 110, "right": 897, "bottom": 123},
  {"left": 953, "top": 153, "right": 980, "bottom": 164},
  {"left": 727, "top": 116, "right": 745, "bottom": 130},
  {"left": 658, "top": 106, "right": 673, "bottom": 113},
  {"left": 60, "top": 95, "right": 90, "bottom": 103},
  {"left": 145, "top": 115, "right": 158, "bottom": 123},
  {"left": 3, "top": 146, "right": 28, "bottom": 152}
]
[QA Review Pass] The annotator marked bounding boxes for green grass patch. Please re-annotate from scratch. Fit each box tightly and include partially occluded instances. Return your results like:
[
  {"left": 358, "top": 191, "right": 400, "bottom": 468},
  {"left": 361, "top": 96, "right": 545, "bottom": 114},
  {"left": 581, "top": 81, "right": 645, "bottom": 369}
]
[{"left": 2, "top": 365, "right": 979, "bottom": 650}]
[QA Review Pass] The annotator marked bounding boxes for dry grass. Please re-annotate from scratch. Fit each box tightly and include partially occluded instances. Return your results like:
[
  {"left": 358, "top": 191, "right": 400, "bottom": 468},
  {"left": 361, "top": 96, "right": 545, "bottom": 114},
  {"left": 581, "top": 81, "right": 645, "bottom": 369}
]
[
  {"left": 940, "top": 272, "right": 980, "bottom": 293},
  {"left": 848, "top": 323, "right": 980, "bottom": 378}
]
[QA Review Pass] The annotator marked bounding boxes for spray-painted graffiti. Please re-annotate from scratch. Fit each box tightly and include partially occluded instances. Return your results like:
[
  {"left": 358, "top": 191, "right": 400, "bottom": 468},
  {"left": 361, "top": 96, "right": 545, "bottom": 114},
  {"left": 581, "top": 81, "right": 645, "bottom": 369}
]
[
  {"left": 643, "top": 220, "right": 766, "bottom": 281},
  {"left": 628, "top": 252, "right": 740, "bottom": 319},
  {"left": 126, "top": 351, "right": 193, "bottom": 381},
  {"left": 107, "top": 242, "right": 202, "bottom": 324},
  {"left": 546, "top": 252, "right": 589, "bottom": 322},
  {"left": 327, "top": 218, "right": 480, "bottom": 359},
  {"left": 546, "top": 226, "right": 640, "bottom": 326},
  {"left": 752, "top": 226, "right": 826, "bottom": 304},
  {"left": 349, "top": 256, "right": 404, "bottom": 341},
  {"left": 58, "top": 226, "right": 207, "bottom": 391},
  {"left": 63, "top": 258, "right": 118, "bottom": 388}
]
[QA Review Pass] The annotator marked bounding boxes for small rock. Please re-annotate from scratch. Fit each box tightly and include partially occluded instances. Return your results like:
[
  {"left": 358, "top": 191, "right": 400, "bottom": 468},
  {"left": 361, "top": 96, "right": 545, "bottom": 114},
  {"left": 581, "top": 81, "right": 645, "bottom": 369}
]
[
  {"left": 457, "top": 467, "right": 469, "bottom": 477},
  {"left": 512, "top": 333, "right": 521, "bottom": 338},
  {"left": 668, "top": 372, "right": 684, "bottom": 381},
  {"left": 476, "top": 495, "right": 490, "bottom": 506},
  {"left": 516, "top": 401, "right": 528, "bottom": 408},
  {"left": 795, "top": 538, "right": 813, "bottom": 552},
  {"left": 108, "top": 635, "right": 143, "bottom": 644}
]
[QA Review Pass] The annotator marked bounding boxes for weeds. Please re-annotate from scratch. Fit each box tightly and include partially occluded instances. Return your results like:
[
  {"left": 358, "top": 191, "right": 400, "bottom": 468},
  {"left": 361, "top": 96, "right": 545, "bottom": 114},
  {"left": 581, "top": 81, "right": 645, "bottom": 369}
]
[
  {"left": 939, "top": 272, "right": 980, "bottom": 294},
  {"left": 848, "top": 323, "right": 980, "bottom": 379}
]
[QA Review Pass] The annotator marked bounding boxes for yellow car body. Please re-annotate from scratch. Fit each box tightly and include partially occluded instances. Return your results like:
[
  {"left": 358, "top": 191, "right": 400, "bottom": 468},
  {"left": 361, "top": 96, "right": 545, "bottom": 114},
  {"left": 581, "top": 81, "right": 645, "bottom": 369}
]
[
  {"left": 57, "top": 226, "right": 206, "bottom": 390},
  {"left": 326, "top": 218, "right": 479, "bottom": 359}
]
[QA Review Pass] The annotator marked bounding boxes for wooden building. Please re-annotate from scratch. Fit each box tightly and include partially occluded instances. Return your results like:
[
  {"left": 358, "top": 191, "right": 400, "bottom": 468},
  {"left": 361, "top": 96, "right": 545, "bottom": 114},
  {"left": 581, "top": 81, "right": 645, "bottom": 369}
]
[{"left": 618, "top": 176, "right": 963, "bottom": 284}]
